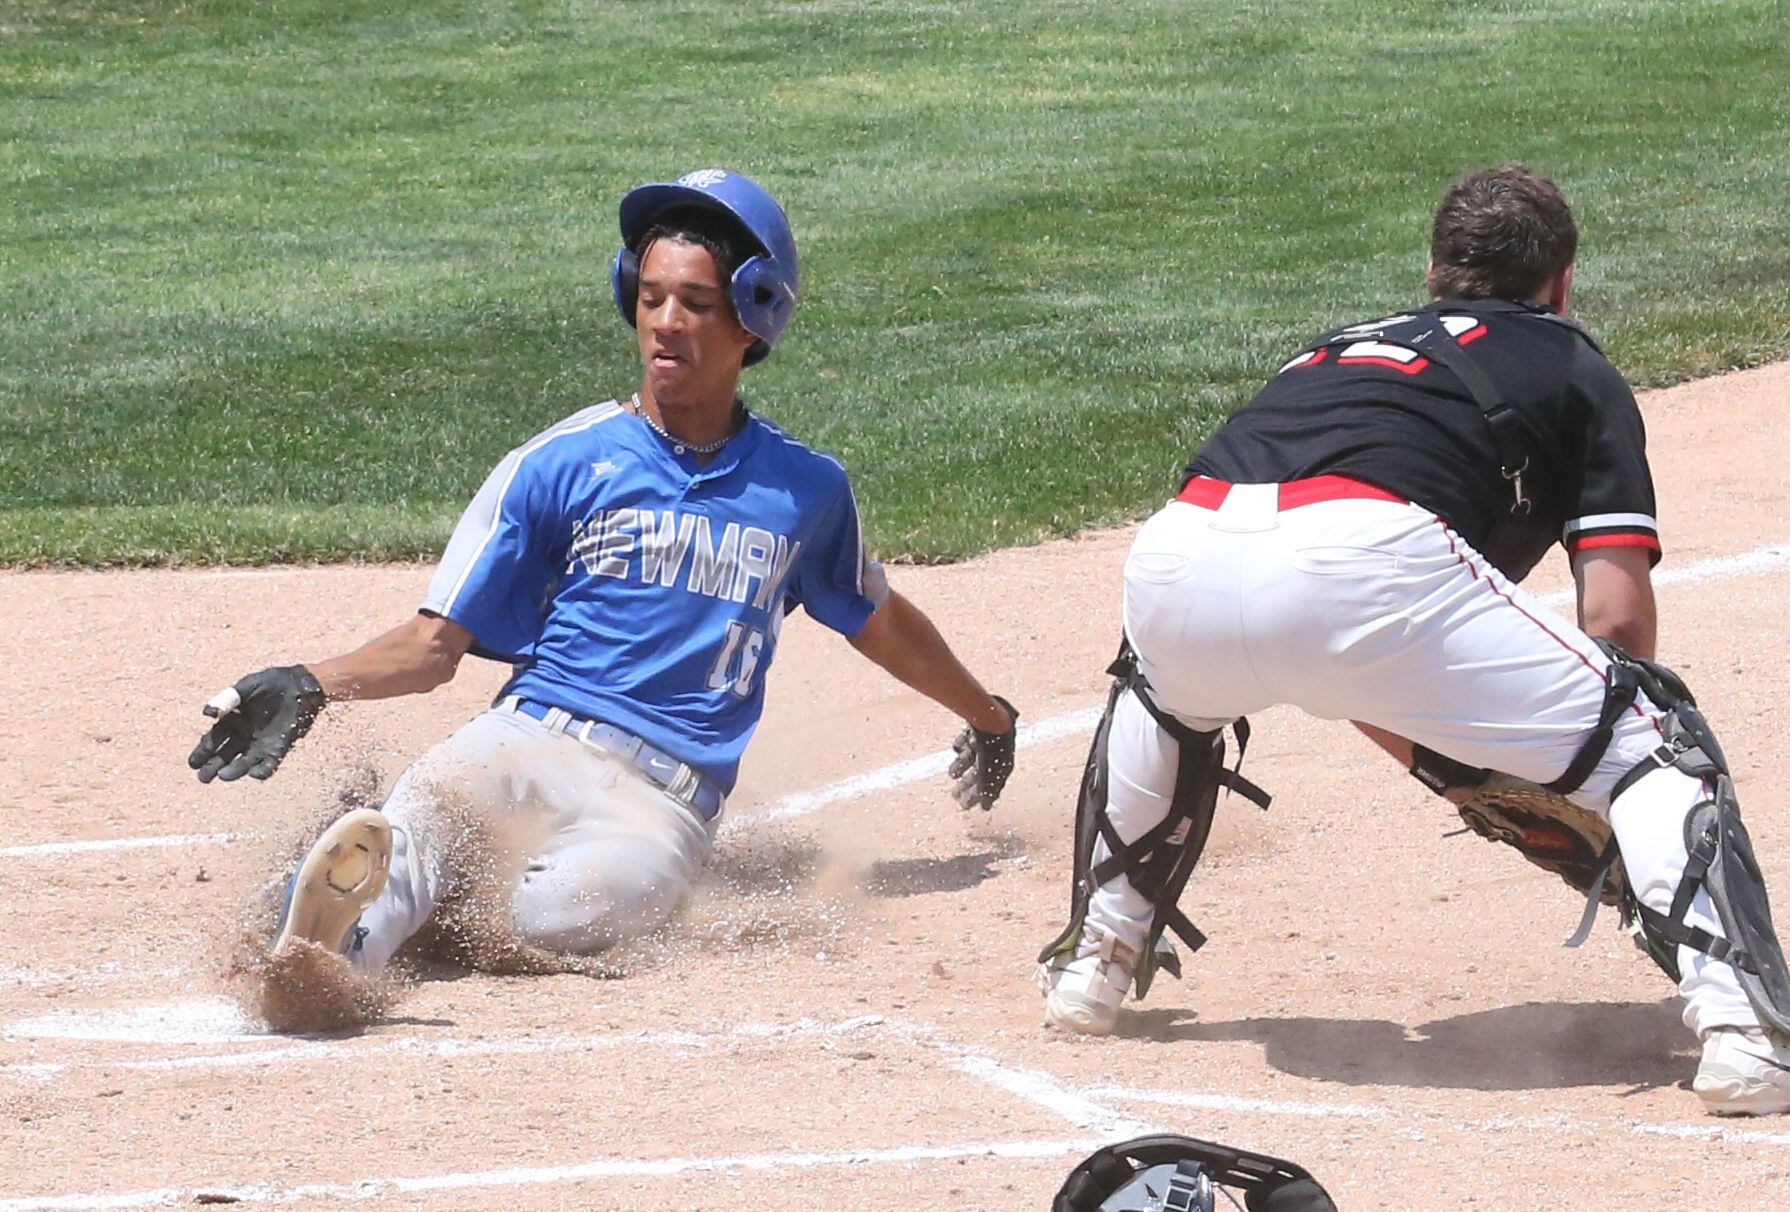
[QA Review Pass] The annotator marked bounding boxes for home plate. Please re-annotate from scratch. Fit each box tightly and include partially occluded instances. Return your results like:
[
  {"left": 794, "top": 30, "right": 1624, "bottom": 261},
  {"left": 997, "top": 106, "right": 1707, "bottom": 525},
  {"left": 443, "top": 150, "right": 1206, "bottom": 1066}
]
[{"left": 5, "top": 998, "right": 261, "bottom": 1044}]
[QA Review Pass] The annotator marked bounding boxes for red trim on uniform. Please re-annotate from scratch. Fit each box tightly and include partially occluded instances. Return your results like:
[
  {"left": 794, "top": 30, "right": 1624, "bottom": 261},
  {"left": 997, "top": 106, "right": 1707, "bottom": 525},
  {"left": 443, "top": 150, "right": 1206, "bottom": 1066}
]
[
  {"left": 1337, "top": 354, "right": 1431, "bottom": 375},
  {"left": 1277, "top": 475, "right": 1406, "bottom": 510},
  {"left": 1567, "top": 532, "right": 1662, "bottom": 553},
  {"left": 1436, "top": 521, "right": 1664, "bottom": 744},
  {"left": 1176, "top": 477, "right": 1232, "bottom": 509},
  {"left": 1176, "top": 475, "right": 1407, "bottom": 511},
  {"left": 1456, "top": 324, "right": 1488, "bottom": 345},
  {"left": 1306, "top": 347, "right": 1329, "bottom": 365}
]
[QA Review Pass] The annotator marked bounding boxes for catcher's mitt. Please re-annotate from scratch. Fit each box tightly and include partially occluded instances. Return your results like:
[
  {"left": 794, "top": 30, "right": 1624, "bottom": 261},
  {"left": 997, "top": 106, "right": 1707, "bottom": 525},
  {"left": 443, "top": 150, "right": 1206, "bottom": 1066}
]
[{"left": 1453, "top": 774, "right": 1625, "bottom": 906}]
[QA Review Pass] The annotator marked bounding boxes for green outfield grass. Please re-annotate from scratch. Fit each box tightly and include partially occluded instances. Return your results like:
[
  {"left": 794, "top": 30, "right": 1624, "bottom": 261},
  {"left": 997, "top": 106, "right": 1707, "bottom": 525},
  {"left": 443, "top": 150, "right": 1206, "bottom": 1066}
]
[{"left": 3, "top": 0, "right": 1786, "bottom": 565}]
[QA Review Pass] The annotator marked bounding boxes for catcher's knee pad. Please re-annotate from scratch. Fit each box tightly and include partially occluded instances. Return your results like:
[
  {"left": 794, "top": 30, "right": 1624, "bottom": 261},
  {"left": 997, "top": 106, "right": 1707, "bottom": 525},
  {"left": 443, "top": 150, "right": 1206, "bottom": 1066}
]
[
  {"left": 1037, "top": 642, "right": 1269, "bottom": 999},
  {"left": 1595, "top": 645, "right": 1790, "bottom": 1037}
]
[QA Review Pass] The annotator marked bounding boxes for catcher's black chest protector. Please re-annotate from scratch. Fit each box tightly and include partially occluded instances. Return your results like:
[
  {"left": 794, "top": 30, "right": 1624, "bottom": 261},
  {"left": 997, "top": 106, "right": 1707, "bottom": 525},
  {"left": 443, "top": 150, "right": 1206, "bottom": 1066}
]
[{"left": 1296, "top": 303, "right": 1594, "bottom": 579}]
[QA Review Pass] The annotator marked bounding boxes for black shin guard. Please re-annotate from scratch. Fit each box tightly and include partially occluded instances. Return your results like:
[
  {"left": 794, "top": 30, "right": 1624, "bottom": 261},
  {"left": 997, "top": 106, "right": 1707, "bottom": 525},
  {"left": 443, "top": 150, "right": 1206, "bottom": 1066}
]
[
  {"left": 1038, "top": 642, "right": 1270, "bottom": 999},
  {"left": 1600, "top": 645, "right": 1790, "bottom": 1037}
]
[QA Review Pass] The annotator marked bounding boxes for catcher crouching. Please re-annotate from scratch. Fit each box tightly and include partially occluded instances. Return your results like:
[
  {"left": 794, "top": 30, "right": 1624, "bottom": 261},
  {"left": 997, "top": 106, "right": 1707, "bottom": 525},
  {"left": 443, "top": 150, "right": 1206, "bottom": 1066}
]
[{"left": 1036, "top": 164, "right": 1790, "bottom": 1117}]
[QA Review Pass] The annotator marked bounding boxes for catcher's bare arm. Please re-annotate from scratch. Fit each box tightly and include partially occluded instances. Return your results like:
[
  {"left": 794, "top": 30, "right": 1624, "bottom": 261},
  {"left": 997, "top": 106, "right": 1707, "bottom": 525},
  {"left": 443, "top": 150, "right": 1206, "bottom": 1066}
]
[
  {"left": 848, "top": 588, "right": 1018, "bottom": 808},
  {"left": 1573, "top": 545, "right": 1656, "bottom": 659},
  {"left": 190, "top": 613, "right": 474, "bottom": 783}
]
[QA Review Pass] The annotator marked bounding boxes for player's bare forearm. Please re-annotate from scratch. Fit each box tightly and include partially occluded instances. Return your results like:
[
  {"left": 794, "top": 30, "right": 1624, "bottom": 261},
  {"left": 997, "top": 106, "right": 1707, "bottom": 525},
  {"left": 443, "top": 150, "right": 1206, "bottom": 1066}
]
[
  {"left": 1572, "top": 545, "right": 1657, "bottom": 658},
  {"left": 309, "top": 613, "right": 474, "bottom": 702},
  {"left": 848, "top": 590, "right": 1012, "bottom": 732}
]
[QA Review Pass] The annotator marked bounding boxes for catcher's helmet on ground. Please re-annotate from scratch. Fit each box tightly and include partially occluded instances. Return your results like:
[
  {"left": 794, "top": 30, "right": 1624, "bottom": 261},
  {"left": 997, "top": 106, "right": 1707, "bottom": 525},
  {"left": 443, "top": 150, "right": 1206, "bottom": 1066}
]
[
  {"left": 611, "top": 168, "right": 799, "bottom": 366},
  {"left": 1055, "top": 1134, "right": 1337, "bottom": 1212}
]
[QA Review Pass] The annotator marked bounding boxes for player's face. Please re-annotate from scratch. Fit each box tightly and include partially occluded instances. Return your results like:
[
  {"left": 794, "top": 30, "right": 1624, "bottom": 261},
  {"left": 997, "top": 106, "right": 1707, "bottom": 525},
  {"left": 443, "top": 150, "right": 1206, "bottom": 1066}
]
[{"left": 635, "top": 238, "right": 757, "bottom": 405}]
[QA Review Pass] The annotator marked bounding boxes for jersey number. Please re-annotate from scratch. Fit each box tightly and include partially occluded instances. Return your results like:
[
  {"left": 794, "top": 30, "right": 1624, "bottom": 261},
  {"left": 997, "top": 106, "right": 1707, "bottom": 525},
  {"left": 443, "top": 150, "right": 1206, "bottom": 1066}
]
[{"left": 708, "top": 622, "right": 766, "bottom": 698}]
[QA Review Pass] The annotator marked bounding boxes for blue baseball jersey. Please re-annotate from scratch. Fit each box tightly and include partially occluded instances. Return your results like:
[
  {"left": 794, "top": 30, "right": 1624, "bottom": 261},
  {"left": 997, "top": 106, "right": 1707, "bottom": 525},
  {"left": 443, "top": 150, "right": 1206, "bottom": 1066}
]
[{"left": 421, "top": 400, "right": 883, "bottom": 793}]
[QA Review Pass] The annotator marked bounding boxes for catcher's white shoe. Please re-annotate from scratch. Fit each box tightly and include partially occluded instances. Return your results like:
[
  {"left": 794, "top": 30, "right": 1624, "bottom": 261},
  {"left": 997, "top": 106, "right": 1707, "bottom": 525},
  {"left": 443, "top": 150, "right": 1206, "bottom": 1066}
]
[
  {"left": 271, "top": 808, "right": 392, "bottom": 958},
  {"left": 1039, "top": 928, "right": 1137, "bottom": 1036},
  {"left": 1694, "top": 1026, "right": 1790, "bottom": 1116}
]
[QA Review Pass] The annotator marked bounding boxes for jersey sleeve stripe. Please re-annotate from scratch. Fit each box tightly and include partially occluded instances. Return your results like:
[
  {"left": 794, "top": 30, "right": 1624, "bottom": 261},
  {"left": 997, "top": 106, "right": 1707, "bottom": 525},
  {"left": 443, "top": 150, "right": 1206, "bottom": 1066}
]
[
  {"left": 430, "top": 402, "right": 623, "bottom": 617},
  {"left": 841, "top": 480, "right": 891, "bottom": 609},
  {"left": 1563, "top": 511, "right": 1657, "bottom": 536},
  {"left": 1566, "top": 532, "right": 1662, "bottom": 552}
]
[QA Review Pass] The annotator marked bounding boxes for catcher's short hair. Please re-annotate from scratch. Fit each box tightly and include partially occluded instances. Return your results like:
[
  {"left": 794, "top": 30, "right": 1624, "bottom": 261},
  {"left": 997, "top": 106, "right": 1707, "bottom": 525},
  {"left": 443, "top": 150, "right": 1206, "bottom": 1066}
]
[{"left": 1428, "top": 163, "right": 1577, "bottom": 301}]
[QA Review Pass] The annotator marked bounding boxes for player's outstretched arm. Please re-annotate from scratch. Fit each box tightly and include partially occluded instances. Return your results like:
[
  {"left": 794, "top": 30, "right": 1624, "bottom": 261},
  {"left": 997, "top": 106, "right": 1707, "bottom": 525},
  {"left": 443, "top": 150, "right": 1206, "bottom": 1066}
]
[
  {"left": 306, "top": 612, "right": 475, "bottom": 703},
  {"left": 189, "top": 612, "right": 474, "bottom": 784},
  {"left": 847, "top": 589, "right": 1018, "bottom": 809}
]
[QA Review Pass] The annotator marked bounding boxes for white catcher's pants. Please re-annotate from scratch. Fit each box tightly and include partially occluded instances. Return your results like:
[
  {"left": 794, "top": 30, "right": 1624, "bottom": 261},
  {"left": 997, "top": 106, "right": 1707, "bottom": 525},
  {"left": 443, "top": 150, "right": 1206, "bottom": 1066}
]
[
  {"left": 351, "top": 707, "right": 717, "bottom": 971},
  {"left": 1093, "top": 485, "right": 1758, "bottom": 1037}
]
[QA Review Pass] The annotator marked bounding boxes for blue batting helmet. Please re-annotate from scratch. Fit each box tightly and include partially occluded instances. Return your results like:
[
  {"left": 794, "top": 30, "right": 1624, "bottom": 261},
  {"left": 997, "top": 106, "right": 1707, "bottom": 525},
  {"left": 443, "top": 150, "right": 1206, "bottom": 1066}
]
[{"left": 611, "top": 169, "right": 799, "bottom": 367}]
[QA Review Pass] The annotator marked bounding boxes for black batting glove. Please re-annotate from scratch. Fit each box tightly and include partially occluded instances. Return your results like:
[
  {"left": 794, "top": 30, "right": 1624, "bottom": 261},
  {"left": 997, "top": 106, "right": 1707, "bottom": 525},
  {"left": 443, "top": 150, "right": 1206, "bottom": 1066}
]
[
  {"left": 948, "top": 695, "right": 1018, "bottom": 811},
  {"left": 189, "top": 665, "right": 327, "bottom": 783}
]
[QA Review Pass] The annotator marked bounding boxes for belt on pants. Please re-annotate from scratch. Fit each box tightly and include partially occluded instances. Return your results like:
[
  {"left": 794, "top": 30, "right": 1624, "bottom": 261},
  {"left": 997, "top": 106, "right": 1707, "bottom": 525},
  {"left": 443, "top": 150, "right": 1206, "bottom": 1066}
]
[
  {"left": 1176, "top": 474, "right": 1407, "bottom": 511},
  {"left": 501, "top": 697, "right": 725, "bottom": 823}
]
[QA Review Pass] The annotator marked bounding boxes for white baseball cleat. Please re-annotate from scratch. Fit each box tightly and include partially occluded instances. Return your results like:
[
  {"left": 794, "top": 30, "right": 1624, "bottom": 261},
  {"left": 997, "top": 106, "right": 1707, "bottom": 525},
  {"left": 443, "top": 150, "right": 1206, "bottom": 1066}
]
[
  {"left": 271, "top": 808, "right": 393, "bottom": 958},
  {"left": 1039, "top": 927, "right": 1137, "bottom": 1036},
  {"left": 1693, "top": 1026, "right": 1790, "bottom": 1116}
]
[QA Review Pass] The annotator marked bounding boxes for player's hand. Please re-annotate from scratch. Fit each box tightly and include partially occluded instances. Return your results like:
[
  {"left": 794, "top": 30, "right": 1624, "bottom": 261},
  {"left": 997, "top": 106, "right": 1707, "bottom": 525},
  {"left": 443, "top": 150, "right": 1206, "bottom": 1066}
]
[
  {"left": 189, "top": 665, "right": 328, "bottom": 783},
  {"left": 948, "top": 695, "right": 1018, "bottom": 810}
]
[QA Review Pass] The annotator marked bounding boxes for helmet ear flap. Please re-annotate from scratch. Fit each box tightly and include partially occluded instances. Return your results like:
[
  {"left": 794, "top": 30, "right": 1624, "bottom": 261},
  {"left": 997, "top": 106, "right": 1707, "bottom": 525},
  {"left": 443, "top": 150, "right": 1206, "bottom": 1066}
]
[
  {"left": 612, "top": 246, "right": 640, "bottom": 328},
  {"left": 730, "top": 255, "right": 796, "bottom": 354}
]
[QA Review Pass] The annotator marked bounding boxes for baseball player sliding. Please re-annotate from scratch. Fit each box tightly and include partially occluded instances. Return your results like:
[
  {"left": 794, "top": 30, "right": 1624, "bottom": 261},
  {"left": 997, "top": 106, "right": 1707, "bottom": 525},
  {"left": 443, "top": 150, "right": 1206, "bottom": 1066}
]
[
  {"left": 1038, "top": 165, "right": 1790, "bottom": 1116},
  {"left": 191, "top": 170, "right": 1018, "bottom": 1022}
]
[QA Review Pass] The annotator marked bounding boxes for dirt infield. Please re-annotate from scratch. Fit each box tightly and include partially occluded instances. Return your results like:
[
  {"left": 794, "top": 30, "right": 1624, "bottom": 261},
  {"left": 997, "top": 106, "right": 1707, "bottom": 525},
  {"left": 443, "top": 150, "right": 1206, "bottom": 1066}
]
[{"left": 3, "top": 362, "right": 1789, "bottom": 1210}]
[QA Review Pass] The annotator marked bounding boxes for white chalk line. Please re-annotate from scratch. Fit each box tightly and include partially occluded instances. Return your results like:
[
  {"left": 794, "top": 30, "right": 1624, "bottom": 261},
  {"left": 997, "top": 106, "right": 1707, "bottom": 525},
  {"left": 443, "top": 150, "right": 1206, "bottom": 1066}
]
[
  {"left": 887, "top": 1020, "right": 1149, "bottom": 1137},
  {"left": 0, "top": 1012, "right": 1137, "bottom": 1210},
  {"left": 0, "top": 1002, "right": 876, "bottom": 1059},
  {"left": 1533, "top": 542, "right": 1790, "bottom": 608},
  {"left": 4, "top": 1025, "right": 720, "bottom": 1078},
  {"left": 1084, "top": 1083, "right": 1393, "bottom": 1121},
  {"left": 0, "top": 832, "right": 239, "bottom": 859},
  {"left": 1652, "top": 542, "right": 1790, "bottom": 589},
  {"left": 0, "top": 709, "right": 1103, "bottom": 861},
  {"left": 1087, "top": 1079, "right": 1790, "bottom": 1151},
  {"left": 1634, "top": 1121, "right": 1790, "bottom": 1147},
  {"left": 8, "top": 538, "right": 1785, "bottom": 863},
  {"left": 20, "top": 1014, "right": 1790, "bottom": 1210},
  {"left": 0, "top": 964, "right": 188, "bottom": 990},
  {"left": 3, "top": 997, "right": 256, "bottom": 1044},
  {"left": 3, "top": 1005, "right": 1149, "bottom": 1140},
  {"left": 727, "top": 705, "right": 1105, "bottom": 832},
  {"left": 0, "top": 1137, "right": 1102, "bottom": 1212}
]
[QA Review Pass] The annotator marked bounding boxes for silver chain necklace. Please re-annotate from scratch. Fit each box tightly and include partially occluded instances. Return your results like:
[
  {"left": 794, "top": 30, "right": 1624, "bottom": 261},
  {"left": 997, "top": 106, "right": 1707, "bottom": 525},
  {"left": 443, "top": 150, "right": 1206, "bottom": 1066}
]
[{"left": 628, "top": 394, "right": 739, "bottom": 456}]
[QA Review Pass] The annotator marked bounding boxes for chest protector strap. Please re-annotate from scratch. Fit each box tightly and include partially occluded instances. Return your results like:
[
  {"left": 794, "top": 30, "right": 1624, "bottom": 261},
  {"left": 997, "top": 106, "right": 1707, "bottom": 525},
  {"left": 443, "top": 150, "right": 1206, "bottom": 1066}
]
[
  {"left": 1037, "top": 641, "right": 1270, "bottom": 999},
  {"left": 1303, "top": 304, "right": 1597, "bottom": 525}
]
